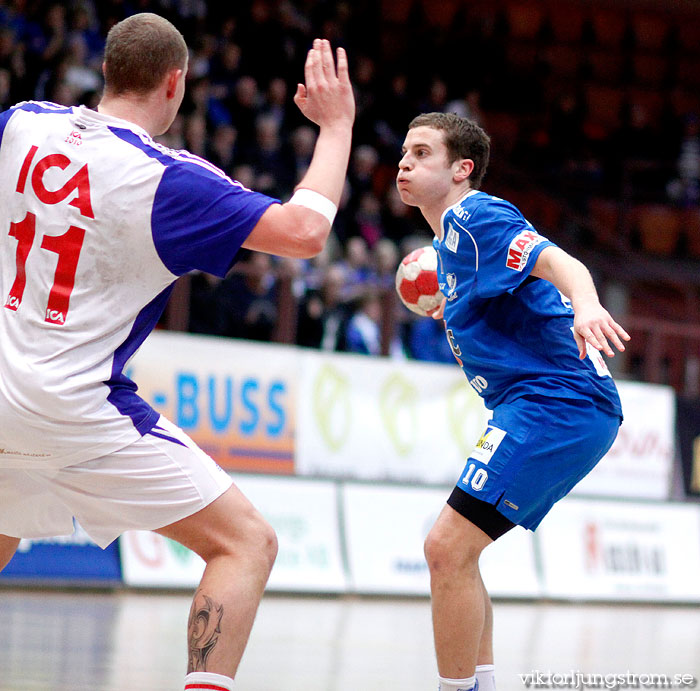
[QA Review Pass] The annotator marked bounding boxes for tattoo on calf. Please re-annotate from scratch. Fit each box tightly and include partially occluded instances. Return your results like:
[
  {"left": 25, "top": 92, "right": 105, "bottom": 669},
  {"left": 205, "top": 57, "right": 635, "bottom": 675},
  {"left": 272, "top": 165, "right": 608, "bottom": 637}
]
[{"left": 187, "top": 590, "right": 224, "bottom": 672}]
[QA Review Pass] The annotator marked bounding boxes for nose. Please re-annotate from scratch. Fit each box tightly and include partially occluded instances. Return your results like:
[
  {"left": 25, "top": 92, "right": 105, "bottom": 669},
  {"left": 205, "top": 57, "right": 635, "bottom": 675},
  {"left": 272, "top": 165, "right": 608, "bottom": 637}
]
[{"left": 398, "top": 152, "right": 411, "bottom": 171}]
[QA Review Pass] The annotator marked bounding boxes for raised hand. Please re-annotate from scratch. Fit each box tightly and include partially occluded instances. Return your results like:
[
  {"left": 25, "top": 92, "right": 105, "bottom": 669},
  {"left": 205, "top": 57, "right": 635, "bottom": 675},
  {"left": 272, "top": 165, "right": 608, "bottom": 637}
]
[{"left": 293, "top": 39, "right": 355, "bottom": 130}]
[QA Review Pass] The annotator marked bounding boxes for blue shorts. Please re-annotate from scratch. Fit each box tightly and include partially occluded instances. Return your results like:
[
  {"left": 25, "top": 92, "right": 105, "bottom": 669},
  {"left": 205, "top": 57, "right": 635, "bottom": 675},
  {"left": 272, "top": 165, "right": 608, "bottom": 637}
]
[{"left": 453, "top": 395, "right": 622, "bottom": 531}]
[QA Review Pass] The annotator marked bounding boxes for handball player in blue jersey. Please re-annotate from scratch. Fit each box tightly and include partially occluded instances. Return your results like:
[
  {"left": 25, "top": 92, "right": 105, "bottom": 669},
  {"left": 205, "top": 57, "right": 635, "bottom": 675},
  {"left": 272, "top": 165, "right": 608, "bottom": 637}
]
[{"left": 396, "top": 113, "right": 629, "bottom": 691}]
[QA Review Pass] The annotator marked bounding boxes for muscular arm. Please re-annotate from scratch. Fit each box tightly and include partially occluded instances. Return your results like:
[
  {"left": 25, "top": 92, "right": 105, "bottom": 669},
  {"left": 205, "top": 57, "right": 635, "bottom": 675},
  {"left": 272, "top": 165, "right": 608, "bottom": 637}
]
[
  {"left": 243, "top": 39, "right": 354, "bottom": 258},
  {"left": 531, "top": 245, "right": 630, "bottom": 359}
]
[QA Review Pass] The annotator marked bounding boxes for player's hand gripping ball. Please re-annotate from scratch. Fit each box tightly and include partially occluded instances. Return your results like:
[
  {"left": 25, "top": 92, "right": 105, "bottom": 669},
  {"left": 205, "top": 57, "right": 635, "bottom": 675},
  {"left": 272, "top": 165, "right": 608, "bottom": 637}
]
[{"left": 395, "top": 246, "right": 444, "bottom": 317}]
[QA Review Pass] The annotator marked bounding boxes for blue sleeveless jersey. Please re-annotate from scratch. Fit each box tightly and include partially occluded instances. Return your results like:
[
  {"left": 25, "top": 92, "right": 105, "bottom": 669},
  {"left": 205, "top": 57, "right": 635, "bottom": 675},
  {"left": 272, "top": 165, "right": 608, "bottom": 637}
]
[{"left": 435, "top": 190, "right": 622, "bottom": 417}]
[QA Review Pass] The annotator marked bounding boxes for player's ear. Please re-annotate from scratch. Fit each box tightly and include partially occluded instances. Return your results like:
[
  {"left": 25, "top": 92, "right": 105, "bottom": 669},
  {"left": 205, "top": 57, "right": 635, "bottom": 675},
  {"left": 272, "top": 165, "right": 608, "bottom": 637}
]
[
  {"left": 164, "top": 68, "right": 183, "bottom": 99},
  {"left": 454, "top": 158, "right": 474, "bottom": 183}
]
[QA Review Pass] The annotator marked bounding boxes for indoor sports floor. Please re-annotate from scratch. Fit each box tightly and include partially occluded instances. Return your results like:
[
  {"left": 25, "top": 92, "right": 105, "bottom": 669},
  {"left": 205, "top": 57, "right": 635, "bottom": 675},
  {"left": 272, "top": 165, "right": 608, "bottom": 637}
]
[{"left": 1, "top": 588, "right": 699, "bottom": 690}]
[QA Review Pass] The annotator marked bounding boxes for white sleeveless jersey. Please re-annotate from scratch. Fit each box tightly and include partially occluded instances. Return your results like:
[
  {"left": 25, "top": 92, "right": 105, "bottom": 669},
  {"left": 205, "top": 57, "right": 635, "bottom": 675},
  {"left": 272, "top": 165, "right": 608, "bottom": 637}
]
[{"left": 0, "top": 102, "right": 277, "bottom": 468}]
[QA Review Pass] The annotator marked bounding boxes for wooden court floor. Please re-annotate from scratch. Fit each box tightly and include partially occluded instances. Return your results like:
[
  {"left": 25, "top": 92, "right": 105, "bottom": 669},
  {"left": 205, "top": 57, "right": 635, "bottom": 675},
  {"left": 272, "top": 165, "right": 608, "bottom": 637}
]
[{"left": 1, "top": 588, "right": 699, "bottom": 690}]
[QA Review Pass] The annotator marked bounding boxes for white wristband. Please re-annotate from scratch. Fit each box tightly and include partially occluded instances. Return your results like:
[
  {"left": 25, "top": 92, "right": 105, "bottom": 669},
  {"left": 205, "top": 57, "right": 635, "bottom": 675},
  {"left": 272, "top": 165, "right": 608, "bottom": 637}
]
[{"left": 288, "top": 188, "right": 337, "bottom": 225}]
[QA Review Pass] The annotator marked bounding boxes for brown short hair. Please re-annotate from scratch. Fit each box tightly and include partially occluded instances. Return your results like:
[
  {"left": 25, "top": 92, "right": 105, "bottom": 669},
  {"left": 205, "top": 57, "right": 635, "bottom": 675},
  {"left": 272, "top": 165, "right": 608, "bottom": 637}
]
[
  {"left": 103, "top": 13, "right": 188, "bottom": 96},
  {"left": 409, "top": 112, "right": 491, "bottom": 189}
]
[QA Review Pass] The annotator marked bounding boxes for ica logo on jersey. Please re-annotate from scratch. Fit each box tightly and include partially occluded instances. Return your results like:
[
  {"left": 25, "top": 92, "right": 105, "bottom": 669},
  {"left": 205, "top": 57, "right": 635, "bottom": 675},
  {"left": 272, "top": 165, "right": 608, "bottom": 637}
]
[
  {"left": 65, "top": 130, "right": 83, "bottom": 146},
  {"left": 16, "top": 144, "right": 94, "bottom": 218},
  {"left": 5, "top": 145, "right": 92, "bottom": 325}
]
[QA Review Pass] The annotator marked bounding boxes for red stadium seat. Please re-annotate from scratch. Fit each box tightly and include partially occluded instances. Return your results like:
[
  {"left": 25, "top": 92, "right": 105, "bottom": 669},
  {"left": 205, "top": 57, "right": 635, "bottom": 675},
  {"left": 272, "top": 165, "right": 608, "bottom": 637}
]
[
  {"left": 633, "top": 204, "right": 682, "bottom": 256},
  {"left": 632, "top": 12, "right": 671, "bottom": 51},
  {"left": 546, "top": 2, "right": 586, "bottom": 44},
  {"left": 590, "top": 6, "right": 629, "bottom": 48},
  {"left": 545, "top": 44, "right": 582, "bottom": 79},
  {"left": 420, "top": 0, "right": 461, "bottom": 28},
  {"left": 506, "top": 1, "right": 545, "bottom": 40},
  {"left": 586, "top": 50, "right": 627, "bottom": 85},
  {"left": 589, "top": 197, "right": 621, "bottom": 249},
  {"left": 632, "top": 53, "right": 670, "bottom": 87},
  {"left": 683, "top": 209, "right": 700, "bottom": 258},
  {"left": 585, "top": 85, "right": 624, "bottom": 132},
  {"left": 676, "top": 15, "right": 700, "bottom": 53}
]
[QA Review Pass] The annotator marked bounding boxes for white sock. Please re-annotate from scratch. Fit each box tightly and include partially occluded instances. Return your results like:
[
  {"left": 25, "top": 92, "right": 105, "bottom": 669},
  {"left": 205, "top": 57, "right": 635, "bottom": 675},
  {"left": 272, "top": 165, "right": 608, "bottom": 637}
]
[
  {"left": 184, "top": 671, "right": 235, "bottom": 691},
  {"left": 475, "top": 664, "right": 496, "bottom": 691},
  {"left": 438, "top": 675, "right": 476, "bottom": 691}
]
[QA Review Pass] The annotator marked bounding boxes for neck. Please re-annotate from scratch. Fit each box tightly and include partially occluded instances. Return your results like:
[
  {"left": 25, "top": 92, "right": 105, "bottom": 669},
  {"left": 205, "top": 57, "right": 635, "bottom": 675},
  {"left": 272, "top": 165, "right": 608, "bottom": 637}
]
[
  {"left": 97, "top": 92, "right": 163, "bottom": 136},
  {"left": 421, "top": 184, "right": 472, "bottom": 239}
]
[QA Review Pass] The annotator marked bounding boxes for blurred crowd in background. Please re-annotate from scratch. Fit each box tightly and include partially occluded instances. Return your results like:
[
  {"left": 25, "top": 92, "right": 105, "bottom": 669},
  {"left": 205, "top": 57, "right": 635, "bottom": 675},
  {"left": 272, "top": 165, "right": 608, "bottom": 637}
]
[{"left": 2, "top": 0, "right": 700, "bottom": 373}]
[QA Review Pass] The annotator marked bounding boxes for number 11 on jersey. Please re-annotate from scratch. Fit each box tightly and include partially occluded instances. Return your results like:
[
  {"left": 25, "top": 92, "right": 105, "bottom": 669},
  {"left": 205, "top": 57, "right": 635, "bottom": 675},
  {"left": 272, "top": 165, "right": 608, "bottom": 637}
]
[
  {"left": 5, "top": 144, "right": 91, "bottom": 325},
  {"left": 5, "top": 212, "right": 86, "bottom": 325}
]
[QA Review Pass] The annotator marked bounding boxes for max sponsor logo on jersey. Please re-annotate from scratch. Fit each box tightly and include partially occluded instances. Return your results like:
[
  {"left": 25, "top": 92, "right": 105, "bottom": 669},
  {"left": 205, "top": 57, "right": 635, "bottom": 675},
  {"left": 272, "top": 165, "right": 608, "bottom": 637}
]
[
  {"left": 469, "top": 425, "right": 507, "bottom": 464},
  {"left": 506, "top": 229, "right": 545, "bottom": 272}
]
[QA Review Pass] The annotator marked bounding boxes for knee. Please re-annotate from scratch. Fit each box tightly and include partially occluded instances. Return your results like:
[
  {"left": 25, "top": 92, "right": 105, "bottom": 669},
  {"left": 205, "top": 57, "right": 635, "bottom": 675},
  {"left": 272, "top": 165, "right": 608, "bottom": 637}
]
[
  {"left": 424, "top": 522, "right": 481, "bottom": 577},
  {"left": 203, "top": 506, "right": 278, "bottom": 576},
  {"left": 240, "top": 509, "right": 278, "bottom": 576},
  {"left": 255, "top": 514, "right": 278, "bottom": 575}
]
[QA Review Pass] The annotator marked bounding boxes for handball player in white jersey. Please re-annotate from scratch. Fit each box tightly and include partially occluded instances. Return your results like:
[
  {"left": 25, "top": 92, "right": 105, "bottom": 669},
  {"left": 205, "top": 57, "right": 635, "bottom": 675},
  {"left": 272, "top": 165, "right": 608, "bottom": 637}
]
[{"left": 0, "top": 13, "right": 354, "bottom": 691}]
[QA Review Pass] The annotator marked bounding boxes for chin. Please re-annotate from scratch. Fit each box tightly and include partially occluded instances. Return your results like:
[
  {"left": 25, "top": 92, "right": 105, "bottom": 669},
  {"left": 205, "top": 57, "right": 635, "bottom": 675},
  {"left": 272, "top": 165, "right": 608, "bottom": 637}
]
[{"left": 397, "top": 187, "right": 417, "bottom": 207}]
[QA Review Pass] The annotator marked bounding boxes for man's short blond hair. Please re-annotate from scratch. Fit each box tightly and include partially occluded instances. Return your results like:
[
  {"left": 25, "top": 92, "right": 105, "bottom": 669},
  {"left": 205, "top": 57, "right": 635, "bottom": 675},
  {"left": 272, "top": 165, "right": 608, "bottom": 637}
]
[{"left": 103, "top": 13, "right": 188, "bottom": 96}]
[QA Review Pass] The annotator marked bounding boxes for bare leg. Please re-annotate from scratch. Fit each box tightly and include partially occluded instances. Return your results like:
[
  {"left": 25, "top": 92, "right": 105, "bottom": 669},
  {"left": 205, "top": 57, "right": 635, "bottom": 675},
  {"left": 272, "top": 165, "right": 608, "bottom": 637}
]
[
  {"left": 424, "top": 504, "right": 493, "bottom": 679},
  {"left": 156, "top": 483, "right": 278, "bottom": 678},
  {"left": 0, "top": 534, "right": 20, "bottom": 572},
  {"left": 476, "top": 574, "right": 494, "bottom": 666}
]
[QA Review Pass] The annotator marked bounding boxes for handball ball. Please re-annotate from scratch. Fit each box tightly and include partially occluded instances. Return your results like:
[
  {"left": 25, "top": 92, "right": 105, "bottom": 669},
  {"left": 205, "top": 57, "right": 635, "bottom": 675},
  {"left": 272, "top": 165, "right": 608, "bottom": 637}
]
[{"left": 395, "top": 246, "right": 444, "bottom": 317}]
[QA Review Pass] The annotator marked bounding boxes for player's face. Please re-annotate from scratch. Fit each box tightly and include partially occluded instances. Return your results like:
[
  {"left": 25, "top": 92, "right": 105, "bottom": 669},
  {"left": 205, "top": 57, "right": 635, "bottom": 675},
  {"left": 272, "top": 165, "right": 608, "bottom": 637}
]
[{"left": 396, "top": 126, "right": 455, "bottom": 207}]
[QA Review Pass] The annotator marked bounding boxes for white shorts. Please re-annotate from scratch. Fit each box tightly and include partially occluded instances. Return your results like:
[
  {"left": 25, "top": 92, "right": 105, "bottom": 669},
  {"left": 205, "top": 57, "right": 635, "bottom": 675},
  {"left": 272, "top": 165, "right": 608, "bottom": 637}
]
[{"left": 0, "top": 417, "right": 233, "bottom": 549}]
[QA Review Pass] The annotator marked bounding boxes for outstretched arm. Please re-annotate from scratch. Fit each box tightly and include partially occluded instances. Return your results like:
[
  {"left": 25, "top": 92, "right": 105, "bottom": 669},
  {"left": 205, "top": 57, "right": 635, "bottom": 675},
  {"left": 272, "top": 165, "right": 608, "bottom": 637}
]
[
  {"left": 531, "top": 246, "right": 630, "bottom": 359},
  {"left": 243, "top": 39, "right": 355, "bottom": 258}
]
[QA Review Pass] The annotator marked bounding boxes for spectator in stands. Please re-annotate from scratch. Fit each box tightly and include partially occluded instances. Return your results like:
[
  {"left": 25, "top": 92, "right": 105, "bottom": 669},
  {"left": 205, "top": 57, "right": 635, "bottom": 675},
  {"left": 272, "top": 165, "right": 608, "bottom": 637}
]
[
  {"left": 352, "top": 54, "right": 380, "bottom": 145},
  {"left": 61, "top": 34, "right": 102, "bottom": 100},
  {"left": 372, "top": 237, "right": 400, "bottom": 292},
  {"left": 209, "top": 40, "right": 242, "bottom": 105},
  {"left": 345, "top": 290, "right": 383, "bottom": 355},
  {"left": 248, "top": 112, "right": 294, "bottom": 197},
  {"left": 338, "top": 236, "right": 377, "bottom": 302},
  {"left": 446, "top": 89, "right": 485, "bottom": 125},
  {"left": 296, "top": 264, "right": 350, "bottom": 351},
  {"left": 0, "top": 27, "right": 26, "bottom": 102},
  {"left": 262, "top": 76, "right": 292, "bottom": 136},
  {"left": 67, "top": 3, "right": 104, "bottom": 69},
  {"left": 0, "top": 67, "right": 11, "bottom": 111},
  {"left": 289, "top": 124, "right": 316, "bottom": 182},
  {"left": 183, "top": 111, "right": 208, "bottom": 157},
  {"left": 188, "top": 272, "right": 223, "bottom": 336},
  {"left": 215, "top": 252, "right": 279, "bottom": 342},
  {"left": 667, "top": 113, "right": 700, "bottom": 208},
  {"left": 378, "top": 186, "right": 416, "bottom": 244},
  {"left": 207, "top": 123, "right": 238, "bottom": 175},
  {"left": 348, "top": 143, "right": 379, "bottom": 200},
  {"left": 352, "top": 190, "right": 383, "bottom": 248},
  {"left": 606, "top": 102, "right": 668, "bottom": 200},
  {"left": 227, "top": 74, "right": 260, "bottom": 159}
]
